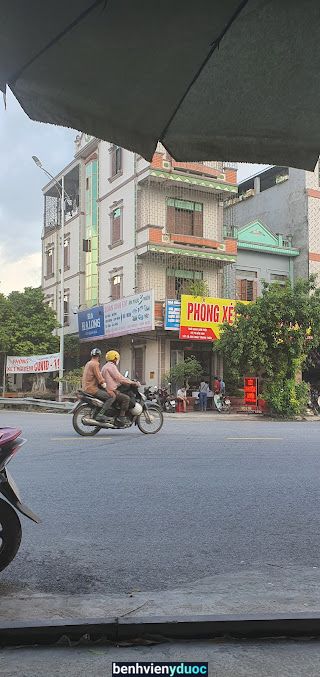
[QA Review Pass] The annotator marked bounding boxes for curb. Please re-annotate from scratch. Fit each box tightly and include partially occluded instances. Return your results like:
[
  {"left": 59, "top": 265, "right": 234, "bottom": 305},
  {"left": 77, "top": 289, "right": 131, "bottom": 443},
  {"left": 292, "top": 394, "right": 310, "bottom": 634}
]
[{"left": 2, "top": 613, "right": 320, "bottom": 647}]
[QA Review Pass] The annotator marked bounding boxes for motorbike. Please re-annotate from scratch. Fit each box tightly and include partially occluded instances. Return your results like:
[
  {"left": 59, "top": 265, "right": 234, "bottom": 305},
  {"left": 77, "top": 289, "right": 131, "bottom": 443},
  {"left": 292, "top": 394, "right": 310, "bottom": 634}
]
[
  {"left": 159, "top": 387, "right": 176, "bottom": 413},
  {"left": 0, "top": 427, "right": 40, "bottom": 573},
  {"left": 144, "top": 385, "right": 162, "bottom": 408},
  {"left": 213, "top": 393, "right": 231, "bottom": 413},
  {"left": 73, "top": 379, "right": 164, "bottom": 436},
  {"left": 309, "top": 386, "right": 320, "bottom": 414}
]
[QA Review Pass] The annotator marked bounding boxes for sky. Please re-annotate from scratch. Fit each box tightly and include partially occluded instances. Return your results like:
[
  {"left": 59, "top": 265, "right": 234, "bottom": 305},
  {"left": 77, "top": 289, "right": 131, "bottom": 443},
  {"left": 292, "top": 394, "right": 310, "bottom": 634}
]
[{"left": 0, "top": 90, "right": 270, "bottom": 296}]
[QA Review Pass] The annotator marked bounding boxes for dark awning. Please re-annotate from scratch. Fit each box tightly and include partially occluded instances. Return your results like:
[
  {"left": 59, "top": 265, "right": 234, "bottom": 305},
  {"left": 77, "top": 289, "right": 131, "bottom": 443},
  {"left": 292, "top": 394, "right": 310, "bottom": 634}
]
[{"left": 1, "top": 0, "right": 320, "bottom": 169}]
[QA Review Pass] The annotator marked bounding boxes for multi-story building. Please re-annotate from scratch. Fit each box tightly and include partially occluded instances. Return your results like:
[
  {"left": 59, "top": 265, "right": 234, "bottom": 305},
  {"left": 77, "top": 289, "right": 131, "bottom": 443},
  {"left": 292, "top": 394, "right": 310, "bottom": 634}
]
[
  {"left": 225, "top": 163, "right": 320, "bottom": 291},
  {"left": 41, "top": 135, "right": 238, "bottom": 385}
]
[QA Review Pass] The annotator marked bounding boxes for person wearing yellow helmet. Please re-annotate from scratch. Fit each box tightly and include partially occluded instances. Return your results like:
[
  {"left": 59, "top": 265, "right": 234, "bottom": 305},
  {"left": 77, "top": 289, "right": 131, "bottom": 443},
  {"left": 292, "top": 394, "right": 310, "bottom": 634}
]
[{"left": 101, "top": 350, "right": 140, "bottom": 426}]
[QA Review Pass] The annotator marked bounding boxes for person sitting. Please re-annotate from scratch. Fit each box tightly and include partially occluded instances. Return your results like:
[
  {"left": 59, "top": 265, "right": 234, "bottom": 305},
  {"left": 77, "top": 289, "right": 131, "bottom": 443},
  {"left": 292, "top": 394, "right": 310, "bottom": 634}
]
[
  {"left": 176, "top": 385, "right": 189, "bottom": 413},
  {"left": 81, "top": 348, "right": 114, "bottom": 423},
  {"left": 101, "top": 350, "right": 140, "bottom": 426}
]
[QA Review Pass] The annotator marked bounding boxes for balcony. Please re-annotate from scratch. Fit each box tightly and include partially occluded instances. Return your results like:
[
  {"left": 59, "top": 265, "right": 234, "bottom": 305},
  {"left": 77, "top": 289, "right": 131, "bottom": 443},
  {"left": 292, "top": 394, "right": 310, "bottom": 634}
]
[
  {"left": 137, "top": 151, "right": 238, "bottom": 196},
  {"left": 43, "top": 165, "right": 80, "bottom": 233},
  {"left": 136, "top": 226, "right": 237, "bottom": 263}
]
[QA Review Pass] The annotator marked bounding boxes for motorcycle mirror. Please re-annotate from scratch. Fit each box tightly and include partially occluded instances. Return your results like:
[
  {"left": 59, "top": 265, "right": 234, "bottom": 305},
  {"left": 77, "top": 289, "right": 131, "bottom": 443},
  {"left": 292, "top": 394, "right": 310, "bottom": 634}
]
[{"left": 124, "top": 370, "right": 129, "bottom": 378}]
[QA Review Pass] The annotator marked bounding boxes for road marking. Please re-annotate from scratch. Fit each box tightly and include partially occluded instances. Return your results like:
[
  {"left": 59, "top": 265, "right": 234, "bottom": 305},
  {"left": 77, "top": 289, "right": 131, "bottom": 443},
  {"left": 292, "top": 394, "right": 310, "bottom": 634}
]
[
  {"left": 51, "top": 437, "right": 112, "bottom": 441},
  {"left": 227, "top": 437, "right": 283, "bottom": 441}
]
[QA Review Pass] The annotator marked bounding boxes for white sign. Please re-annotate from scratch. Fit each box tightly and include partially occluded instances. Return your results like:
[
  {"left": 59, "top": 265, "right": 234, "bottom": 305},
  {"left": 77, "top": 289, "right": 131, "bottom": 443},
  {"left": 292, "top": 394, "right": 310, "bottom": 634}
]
[
  {"left": 6, "top": 353, "right": 61, "bottom": 374},
  {"left": 104, "top": 291, "right": 154, "bottom": 338}
]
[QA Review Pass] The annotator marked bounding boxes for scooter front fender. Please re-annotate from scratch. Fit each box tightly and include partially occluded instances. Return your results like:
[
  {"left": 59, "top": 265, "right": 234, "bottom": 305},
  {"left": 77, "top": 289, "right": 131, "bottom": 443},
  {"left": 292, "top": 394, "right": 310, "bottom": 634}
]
[{"left": 0, "top": 469, "right": 41, "bottom": 523}]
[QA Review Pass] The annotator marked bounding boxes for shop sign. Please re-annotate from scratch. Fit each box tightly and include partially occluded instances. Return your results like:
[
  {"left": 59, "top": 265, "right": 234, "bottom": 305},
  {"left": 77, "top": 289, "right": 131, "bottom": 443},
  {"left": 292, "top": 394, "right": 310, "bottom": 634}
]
[
  {"left": 104, "top": 291, "right": 154, "bottom": 339},
  {"left": 6, "top": 353, "right": 60, "bottom": 374},
  {"left": 179, "top": 295, "right": 238, "bottom": 341},
  {"left": 165, "top": 299, "right": 181, "bottom": 330},
  {"left": 78, "top": 305, "right": 105, "bottom": 341},
  {"left": 244, "top": 376, "right": 258, "bottom": 406}
]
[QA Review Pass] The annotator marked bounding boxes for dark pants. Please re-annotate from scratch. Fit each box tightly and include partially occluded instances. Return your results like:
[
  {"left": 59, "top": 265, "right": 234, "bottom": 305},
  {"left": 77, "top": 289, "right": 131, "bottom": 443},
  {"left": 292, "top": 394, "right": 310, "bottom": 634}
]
[
  {"left": 95, "top": 388, "right": 115, "bottom": 414},
  {"left": 199, "top": 392, "right": 208, "bottom": 411},
  {"left": 115, "top": 391, "right": 130, "bottom": 416}
]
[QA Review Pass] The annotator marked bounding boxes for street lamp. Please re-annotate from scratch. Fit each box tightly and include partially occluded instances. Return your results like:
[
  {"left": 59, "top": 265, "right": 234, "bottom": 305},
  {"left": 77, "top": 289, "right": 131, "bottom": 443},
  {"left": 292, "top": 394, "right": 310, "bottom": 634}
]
[{"left": 32, "top": 155, "right": 68, "bottom": 403}]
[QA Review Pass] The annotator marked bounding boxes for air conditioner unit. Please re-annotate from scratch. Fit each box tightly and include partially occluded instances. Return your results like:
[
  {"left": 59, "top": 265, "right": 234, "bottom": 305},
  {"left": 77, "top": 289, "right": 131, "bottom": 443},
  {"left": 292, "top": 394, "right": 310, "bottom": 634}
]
[
  {"left": 162, "top": 234, "right": 170, "bottom": 243},
  {"left": 162, "top": 160, "right": 170, "bottom": 169}
]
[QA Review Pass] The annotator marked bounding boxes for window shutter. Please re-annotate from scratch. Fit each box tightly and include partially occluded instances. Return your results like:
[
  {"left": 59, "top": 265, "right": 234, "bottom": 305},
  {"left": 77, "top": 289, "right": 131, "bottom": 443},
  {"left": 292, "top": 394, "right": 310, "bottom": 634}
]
[
  {"left": 111, "top": 146, "right": 116, "bottom": 176},
  {"left": 252, "top": 280, "right": 258, "bottom": 301},
  {"left": 112, "top": 208, "right": 121, "bottom": 243},
  {"left": 166, "top": 275, "right": 175, "bottom": 298},
  {"left": 166, "top": 205, "right": 175, "bottom": 233},
  {"left": 236, "top": 279, "right": 242, "bottom": 299},
  {"left": 240, "top": 279, "right": 247, "bottom": 300},
  {"left": 193, "top": 204, "right": 203, "bottom": 237}
]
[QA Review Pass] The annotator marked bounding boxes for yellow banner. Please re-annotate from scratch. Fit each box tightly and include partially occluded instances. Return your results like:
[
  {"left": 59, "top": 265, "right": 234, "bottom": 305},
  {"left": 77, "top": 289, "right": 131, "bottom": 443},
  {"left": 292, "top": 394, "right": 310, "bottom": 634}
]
[{"left": 179, "top": 295, "right": 239, "bottom": 341}]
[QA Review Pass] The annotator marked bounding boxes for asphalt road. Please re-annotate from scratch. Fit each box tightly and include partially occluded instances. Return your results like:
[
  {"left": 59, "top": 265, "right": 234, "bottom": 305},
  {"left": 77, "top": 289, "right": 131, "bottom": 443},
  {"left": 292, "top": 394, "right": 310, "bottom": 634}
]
[{"left": 1, "top": 410, "right": 320, "bottom": 598}]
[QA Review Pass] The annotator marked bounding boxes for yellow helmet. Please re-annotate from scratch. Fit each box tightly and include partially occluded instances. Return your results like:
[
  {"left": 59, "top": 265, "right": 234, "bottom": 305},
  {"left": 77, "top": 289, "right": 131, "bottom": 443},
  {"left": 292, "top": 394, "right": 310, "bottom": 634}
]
[{"left": 106, "top": 350, "right": 120, "bottom": 363}]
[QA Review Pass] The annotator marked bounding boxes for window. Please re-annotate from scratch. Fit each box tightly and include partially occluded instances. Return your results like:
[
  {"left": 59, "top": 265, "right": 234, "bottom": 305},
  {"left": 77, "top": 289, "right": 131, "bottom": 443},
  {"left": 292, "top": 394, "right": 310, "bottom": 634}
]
[
  {"left": 236, "top": 270, "right": 258, "bottom": 301},
  {"left": 64, "top": 237, "right": 70, "bottom": 270},
  {"left": 46, "top": 246, "right": 54, "bottom": 277},
  {"left": 111, "top": 274, "right": 122, "bottom": 300},
  {"left": 64, "top": 293, "right": 70, "bottom": 326},
  {"left": 270, "top": 273, "right": 288, "bottom": 285},
  {"left": 166, "top": 269, "right": 202, "bottom": 300},
  {"left": 111, "top": 206, "right": 122, "bottom": 245},
  {"left": 133, "top": 347, "right": 145, "bottom": 383},
  {"left": 111, "top": 145, "right": 122, "bottom": 177},
  {"left": 166, "top": 198, "right": 203, "bottom": 237}
]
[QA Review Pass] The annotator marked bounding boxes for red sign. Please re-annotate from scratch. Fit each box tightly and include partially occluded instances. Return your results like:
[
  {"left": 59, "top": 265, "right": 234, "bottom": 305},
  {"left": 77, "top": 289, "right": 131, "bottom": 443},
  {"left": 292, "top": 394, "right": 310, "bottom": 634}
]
[
  {"left": 244, "top": 377, "right": 258, "bottom": 406},
  {"left": 179, "top": 326, "right": 218, "bottom": 341}
]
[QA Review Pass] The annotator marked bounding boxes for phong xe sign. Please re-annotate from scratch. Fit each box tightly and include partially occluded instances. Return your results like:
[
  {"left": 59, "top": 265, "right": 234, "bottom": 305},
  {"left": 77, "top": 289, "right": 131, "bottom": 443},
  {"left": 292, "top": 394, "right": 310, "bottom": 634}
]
[{"left": 179, "top": 295, "right": 238, "bottom": 341}]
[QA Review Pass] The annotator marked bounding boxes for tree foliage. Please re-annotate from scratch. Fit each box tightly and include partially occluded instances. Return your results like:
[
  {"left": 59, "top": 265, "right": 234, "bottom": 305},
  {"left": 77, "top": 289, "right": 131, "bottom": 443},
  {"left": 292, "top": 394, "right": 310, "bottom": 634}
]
[
  {"left": 165, "top": 356, "right": 203, "bottom": 390},
  {"left": 215, "top": 277, "right": 320, "bottom": 415},
  {"left": 0, "top": 287, "right": 59, "bottom": 355},
  {"left": 186, "top": 279, "right": 210, "bottom": 298}
]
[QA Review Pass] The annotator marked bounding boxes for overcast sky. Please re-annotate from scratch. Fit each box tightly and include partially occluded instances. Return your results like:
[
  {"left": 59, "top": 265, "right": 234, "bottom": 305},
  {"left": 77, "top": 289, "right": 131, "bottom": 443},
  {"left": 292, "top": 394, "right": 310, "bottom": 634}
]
[{"left": 0, "top": 90, "right": 269, "bottom": 296}]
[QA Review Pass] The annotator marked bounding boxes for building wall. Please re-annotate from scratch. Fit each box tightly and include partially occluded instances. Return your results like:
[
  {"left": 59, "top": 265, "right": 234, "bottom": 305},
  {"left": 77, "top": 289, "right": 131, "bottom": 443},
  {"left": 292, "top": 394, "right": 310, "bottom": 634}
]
[
  {"left": 236, "top": 250, "right": 291, "bottom": 296},
  {"left": 230, "top": 167, "right": 308, "bottom": 279}
]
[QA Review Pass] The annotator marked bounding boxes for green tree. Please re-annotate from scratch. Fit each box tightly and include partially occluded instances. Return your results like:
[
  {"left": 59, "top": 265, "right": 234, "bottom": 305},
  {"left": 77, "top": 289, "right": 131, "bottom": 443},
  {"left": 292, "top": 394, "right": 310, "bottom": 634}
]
[
  {"left": 1, "top": 287, "right": 59, "bottom": 355},
  {"left": 165, "top": 356, "right": 203, "bottom": 391},
  {"left": 215, "top": 277, "right": 320, "bottom": 416},
  {"left": 186, "top": 279, "right": 210, "bottom": 298}
]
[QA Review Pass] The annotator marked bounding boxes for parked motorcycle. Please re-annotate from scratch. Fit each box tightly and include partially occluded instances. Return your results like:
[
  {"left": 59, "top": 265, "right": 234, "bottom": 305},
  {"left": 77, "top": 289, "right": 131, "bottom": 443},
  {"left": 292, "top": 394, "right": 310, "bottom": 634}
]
[
  {"left": 73, "top": 381, "right": 163, "bottom": 436},
  {"left": 213, "top": 393, "right": 231, "bottom": 413},
  {"left": 144, "top": 385, "right": 162, "bottom": 408},
  {"left": 159, "top": 387, "right": 176, "bottom": 413},
  {"left": 309, "top": 385, "right": 320, "bottom": 414},
  {"left": 0, "top": 427, "right": 40, "bottom": 573}
]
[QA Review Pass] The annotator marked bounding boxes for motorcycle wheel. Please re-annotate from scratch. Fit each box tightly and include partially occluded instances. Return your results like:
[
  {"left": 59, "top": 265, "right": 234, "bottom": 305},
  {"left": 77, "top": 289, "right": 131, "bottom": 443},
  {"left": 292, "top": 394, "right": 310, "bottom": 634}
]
[
  {"left": 72, "top": 403, "right": 100, "bottom": 436},
  {"left": 137, "top": 406, "right": 164, "bottom": 434},
  {"left": 0, "top": 499, "right": 22, "bottom": 573}
]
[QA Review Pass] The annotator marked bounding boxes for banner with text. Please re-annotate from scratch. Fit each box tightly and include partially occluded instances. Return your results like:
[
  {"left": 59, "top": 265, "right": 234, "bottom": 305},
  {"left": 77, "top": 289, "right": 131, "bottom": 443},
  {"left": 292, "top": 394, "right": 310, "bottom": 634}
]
[
  {"left": 6, "top": 353, "right": 61, "bottom": 374},
  {"left": 179, "top": 295, "right": 240, "bottom": 341},
  {"left": 104, "top": 291, "right": 154, "bottom": 339},
  {"left": 78, "top": 305, "right": 105, "bottom": 341}
]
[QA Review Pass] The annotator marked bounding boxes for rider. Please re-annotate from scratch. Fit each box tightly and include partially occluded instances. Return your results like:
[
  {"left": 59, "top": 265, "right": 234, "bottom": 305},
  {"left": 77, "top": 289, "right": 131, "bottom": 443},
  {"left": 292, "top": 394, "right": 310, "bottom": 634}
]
[
  {"left": 81, "top": 348, "right": 114, "bottom": 423},
  {"left": 101, "top": 350, "right": 140, "bottom": 426}
]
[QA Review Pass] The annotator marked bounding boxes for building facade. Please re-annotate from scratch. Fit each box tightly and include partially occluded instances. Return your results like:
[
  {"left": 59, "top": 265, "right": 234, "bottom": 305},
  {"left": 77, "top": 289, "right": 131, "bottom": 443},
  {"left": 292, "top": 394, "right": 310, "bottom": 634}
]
[
  {"left": 225, "top": 162, "right": 320, "bottom": 285},
  {"left": 225, "top": 220, "right": 299, "bottom": 301},
  {"left": 41, "top": 136, "right": 238, "bottom": 385}
]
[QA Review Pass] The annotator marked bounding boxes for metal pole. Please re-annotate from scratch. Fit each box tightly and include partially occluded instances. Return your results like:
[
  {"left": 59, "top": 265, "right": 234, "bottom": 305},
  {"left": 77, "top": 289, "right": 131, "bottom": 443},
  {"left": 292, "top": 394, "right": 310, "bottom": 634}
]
[
  {"left": 2, "top": 354, "right": 6, "bottom": 397},
  {"left": 58, "top": 176, "right": 65, "bottom": 403}
]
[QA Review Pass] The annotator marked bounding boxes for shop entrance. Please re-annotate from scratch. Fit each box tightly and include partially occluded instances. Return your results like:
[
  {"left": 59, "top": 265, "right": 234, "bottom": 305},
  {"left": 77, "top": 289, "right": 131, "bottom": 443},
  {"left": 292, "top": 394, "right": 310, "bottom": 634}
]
[{"left": 170, "top": 340, "right": 221, "bottom": 390}]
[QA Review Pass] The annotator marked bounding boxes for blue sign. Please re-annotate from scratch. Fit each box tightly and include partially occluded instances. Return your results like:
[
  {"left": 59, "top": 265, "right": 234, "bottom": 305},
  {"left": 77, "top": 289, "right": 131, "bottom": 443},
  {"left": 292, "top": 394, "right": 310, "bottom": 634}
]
[
  {"left": 165, "top": 299, "right": 181, "bottom": 330},
  {"left": 78, "top": 305, "right": 105, "bottom": 341}
]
